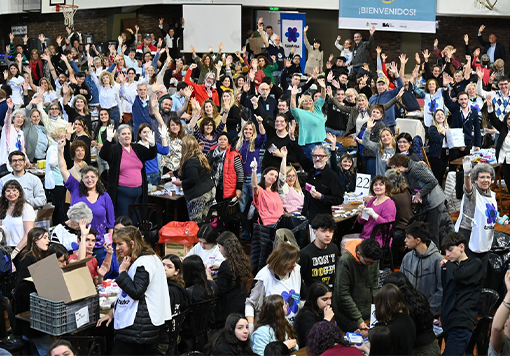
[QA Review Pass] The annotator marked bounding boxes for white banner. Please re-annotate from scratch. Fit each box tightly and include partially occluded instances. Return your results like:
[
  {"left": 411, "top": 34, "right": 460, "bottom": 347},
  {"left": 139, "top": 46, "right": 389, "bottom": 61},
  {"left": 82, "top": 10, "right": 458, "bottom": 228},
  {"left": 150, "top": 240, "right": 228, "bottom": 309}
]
[{"left": 280, "top": 13, "right": 306, "bottom": 73}]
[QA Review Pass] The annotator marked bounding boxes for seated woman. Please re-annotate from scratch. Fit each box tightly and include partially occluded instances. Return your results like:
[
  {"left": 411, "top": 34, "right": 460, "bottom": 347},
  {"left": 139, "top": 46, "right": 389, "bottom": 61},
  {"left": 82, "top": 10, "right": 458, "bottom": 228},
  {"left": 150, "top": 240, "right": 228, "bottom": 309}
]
[
  {"left": 216, "top": 232, "right": 252, "bottom": 323},
  {"left": 306, "top": 321, "right": 363, "bottom": 356},
  {"left": 251, "top": 158, "right": 283, "bottom": 226},
  {"left": 341, "top": 176, "right": 396, "bottom": 253},
  {"left": 384, "top": 272, "right": 440, "bottom": 355},
  {"left": 50, "top": 202, "right": 91, "bottom": 251},
  {"left": 278, "top": 147, "right": 304, "bottom": 213},
  {"left": 185, "top": 224, "right": 225, "bottom": 271},
  {"left": 47, "top": 243, "right": 70, "bottom": 268},
  {"left": 294, "top": 282, "right": 335, "bottom": 347},
  {"left": 208, "top": 132, "right": 243, "bottom": 203},
  {"left": 14, "top": 228, "right": 53, "bottom": 355},
  {"left": 0, "top": 179, "right": 35, "bottom": 258},
  {"left": 490, "top": 270, "right": 510, "bottom": 356},
  {"left": 251, "top": 295, "right": 298, "bottom": 356},
  {"left": 162, "top": 254, "right": 189, "bottom": 315},
  {"left": 183, "top": 254, "right": 218, "bottom": 303},
  {"left": 205, "top": 314, "right": 254, "bottom": 356},
  {"left": 373, "top": 284, "right": 416, "bottom": 356},
  {"left": 395, "top": 132, "right": 421, "bottom": 161},
  {"left": 246, "top": 243, "right": 302, "bottom": 328}
]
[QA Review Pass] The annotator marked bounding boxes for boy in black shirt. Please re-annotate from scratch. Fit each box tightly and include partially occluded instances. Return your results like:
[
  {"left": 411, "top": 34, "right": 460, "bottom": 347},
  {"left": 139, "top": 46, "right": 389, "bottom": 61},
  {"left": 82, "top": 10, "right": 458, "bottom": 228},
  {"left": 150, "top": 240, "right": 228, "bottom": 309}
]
[
  {"left": 441, "top": 232, "right": 483, "bottom": 356},
  {"left": 299, "top": 214, "right": 338, "bottom": 289}
]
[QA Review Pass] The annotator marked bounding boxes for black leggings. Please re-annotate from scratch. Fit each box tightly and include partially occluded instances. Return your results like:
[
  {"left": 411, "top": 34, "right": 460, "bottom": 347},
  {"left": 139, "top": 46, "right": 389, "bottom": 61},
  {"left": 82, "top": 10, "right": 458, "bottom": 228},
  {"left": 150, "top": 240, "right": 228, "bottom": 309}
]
[{"left": 50, "top": 186, "right": 67, "bottom": 225}]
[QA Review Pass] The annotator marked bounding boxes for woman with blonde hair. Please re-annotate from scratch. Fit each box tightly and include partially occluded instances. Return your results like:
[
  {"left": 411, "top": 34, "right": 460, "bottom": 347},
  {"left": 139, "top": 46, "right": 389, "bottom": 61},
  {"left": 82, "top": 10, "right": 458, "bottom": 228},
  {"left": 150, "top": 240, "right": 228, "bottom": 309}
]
[
  {"left": 62, "top": 82, "right": 92, "bottom": 133},
  {"left": 97, "top": 226, "right": 171, "bottom": 355},
  {"left": 173, "top": 135, "right": 215, "bottom": 223},
  {"left": 88, "top": 57, "right": 121, "bottom": 126},
  {"left": 362, "top": 116, "right": 396, "bottom": 176},
  {"left": 161, "top": 118, "right": 185, "bottom": 173},
  {"left": 278, "top": 146, "right": 303, "bottom": 213},
  {"left": 27, "top": 76, "right": 57, "bottom": 107},
  {"left": 221, "top": 91, "right": 242, "bottom": 139}
]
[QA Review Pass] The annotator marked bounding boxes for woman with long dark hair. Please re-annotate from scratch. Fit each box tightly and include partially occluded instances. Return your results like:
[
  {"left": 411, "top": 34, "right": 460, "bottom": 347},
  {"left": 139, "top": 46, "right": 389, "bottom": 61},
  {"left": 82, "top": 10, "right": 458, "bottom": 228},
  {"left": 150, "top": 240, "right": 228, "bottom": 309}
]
[
  {"left": 205, "top": 314, "right": 254, "bottom": 356},
  {"left": 294, "top": 282, "right": 335, "bottom": 347},
  {"left": 183, "top": 254, "right": 217, "bottom": 303},
  {"left": 91, "top": 108, "right": 113, "bottom": 176},
  {"left": 216, "top": 232, "right": 252, "bottom": 323},
  {"left": 251, "top": 295, "right": 298, "bottom": 355},
  {"left": 96, "top": 226, "right": 171, "bottom": 355},
  {"left": 14, "top": 227, "right": 52, "bottom": 355},
  {"left": 162, "top": 254, "right": 189, "bottom": 315},
  {"left": 306, "top": 321, "right": 362, "bottom": 356},
  {"left": 0, "top": 179, "right": 35, "bottom": 256},
  {"left": 373, "top": 283, "right": 416, "bottom": 355},
  {"left": 384, "top": 272, "right": 440, "bottom": 355}
]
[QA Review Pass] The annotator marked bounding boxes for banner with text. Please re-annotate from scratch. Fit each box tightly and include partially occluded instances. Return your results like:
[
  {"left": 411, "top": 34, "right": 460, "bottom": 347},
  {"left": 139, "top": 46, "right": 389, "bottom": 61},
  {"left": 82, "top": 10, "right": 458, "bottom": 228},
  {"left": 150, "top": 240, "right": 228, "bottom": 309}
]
[
  {"left": 280, "top": 13, "right": 306, "bottom": 74},
  {"left": 338, "top": 0, "right": 437, "bottom": 34}
]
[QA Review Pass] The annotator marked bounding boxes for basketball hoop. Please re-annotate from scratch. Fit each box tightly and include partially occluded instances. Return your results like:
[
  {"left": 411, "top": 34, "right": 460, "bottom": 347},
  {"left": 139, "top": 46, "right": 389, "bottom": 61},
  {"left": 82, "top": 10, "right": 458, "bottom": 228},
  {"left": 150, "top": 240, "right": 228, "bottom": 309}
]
[{"left": 56, "top": 4, "right": 79, "bottom": 29}]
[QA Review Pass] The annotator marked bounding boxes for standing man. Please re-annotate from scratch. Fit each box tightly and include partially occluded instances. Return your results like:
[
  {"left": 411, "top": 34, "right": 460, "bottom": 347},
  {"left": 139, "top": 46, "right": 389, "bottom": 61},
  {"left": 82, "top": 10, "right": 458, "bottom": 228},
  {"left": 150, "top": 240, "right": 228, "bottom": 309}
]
[
  {"left": 118, "top": 73, "right": 150, "bottom": 137},
  {"left": 478, "top": 24, "right": 506, "bottom": 63},
  {"left": 158, "top": 17, "right": 185, "bottom": 59},
  {"left": 184, "top": 63, "right": 219, "bottom": 106},
  {"left": 299, "top": 214, "right": 339, "bottom": 289},
  {"left": 351, "top": 28, "right": 375, "bottom": 76},
  {"left": 333, "top": 238, "right": 381, "bottom": 334},
  {"left": 263, "top": 35, "right": 285, "bottom": 85},
  {"left": 441, "top": 232, "right": 483, "bottom": 355}
]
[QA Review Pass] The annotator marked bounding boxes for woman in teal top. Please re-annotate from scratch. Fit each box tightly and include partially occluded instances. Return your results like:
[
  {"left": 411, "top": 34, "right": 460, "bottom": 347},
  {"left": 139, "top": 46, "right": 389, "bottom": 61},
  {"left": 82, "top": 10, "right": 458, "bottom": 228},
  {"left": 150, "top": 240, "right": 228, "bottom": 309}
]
[{"left": 290, "top": 77, "right": 327, "bottom": 160}]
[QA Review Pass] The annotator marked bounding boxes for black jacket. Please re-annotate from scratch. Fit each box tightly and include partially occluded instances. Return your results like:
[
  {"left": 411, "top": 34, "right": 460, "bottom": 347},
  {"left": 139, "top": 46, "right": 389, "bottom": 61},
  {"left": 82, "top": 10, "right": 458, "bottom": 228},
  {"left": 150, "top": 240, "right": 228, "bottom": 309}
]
[
  {"left": 115, "top": 266, "right": 161, "bottom": 344},
  {"left": 488, "top": 110, "right": 508, "bottom": 159},
  {"left": 296, "top": 145, "right": 344, "bottom": 222},
  {"left": 428, "top": 125, "right": 445, "bottom": 159},
  {"left": 174, "top": 156, "right": 214, "bottom": 201},
  {"left": 216, "top": 261, "right": 248, "bottom": 323},
  {"left": 441, "top": 257, "right": 483, "bottom": 333},
  {"left": 99, "top": 139, "right": 157, "bottom": 206},
  {"left": 443, "top": 90, "right": 481, "bottom": 148},
  {"left": 478, "top": 35, "right": 506, "bottom": 61}
]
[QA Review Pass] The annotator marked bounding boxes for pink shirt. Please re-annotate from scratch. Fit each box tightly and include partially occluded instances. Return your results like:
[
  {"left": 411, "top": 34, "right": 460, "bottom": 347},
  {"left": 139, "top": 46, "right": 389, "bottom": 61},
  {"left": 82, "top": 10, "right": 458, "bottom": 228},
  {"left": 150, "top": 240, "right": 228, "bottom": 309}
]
[
  {"left": 254, "top": 188, "right": 283, "bottom": 226},
  {"left": 358, "top": 196, "right": 396, "bottom": 246},
  {"left": 281, "top": 186, "right": 304, "bottom": 213},
  {"left": 118, "top": 146, "right": 143, "bottom": 187}
]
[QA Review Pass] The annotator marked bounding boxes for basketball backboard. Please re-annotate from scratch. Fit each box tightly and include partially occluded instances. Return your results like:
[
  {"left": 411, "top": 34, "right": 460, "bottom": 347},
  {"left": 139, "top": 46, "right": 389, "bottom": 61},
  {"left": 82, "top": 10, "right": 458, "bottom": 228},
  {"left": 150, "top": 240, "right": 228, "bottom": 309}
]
[{"left": 41, "top": 0, "right": 68, "bottom": 14}]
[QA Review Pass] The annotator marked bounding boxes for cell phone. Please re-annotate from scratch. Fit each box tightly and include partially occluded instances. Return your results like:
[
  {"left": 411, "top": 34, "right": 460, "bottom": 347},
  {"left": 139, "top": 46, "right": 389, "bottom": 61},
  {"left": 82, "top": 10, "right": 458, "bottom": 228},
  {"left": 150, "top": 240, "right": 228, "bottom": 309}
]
[
  {"left": 104, "top": 233, "right": 112, "bottom": 245},
  {"left": 268, "top": 144, "right": 277, "bottom": 153},
  {"left": 305, "top": 183, "right": 314, "bottom": 192}
]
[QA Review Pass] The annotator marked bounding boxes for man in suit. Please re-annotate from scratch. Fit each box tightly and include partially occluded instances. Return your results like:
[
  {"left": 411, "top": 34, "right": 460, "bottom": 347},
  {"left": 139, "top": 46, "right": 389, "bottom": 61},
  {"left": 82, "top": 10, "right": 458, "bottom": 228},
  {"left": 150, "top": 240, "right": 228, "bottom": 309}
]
[{"left": 478, "top": 24, "right": 506, "bottom": 62}]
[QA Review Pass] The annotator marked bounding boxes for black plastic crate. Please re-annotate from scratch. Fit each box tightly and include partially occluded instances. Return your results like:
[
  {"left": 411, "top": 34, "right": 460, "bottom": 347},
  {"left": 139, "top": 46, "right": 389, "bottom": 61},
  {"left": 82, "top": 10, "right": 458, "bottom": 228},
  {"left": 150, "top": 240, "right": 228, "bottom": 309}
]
[{"left": 30, "top": 293, "right": 99, "bottom": 336}]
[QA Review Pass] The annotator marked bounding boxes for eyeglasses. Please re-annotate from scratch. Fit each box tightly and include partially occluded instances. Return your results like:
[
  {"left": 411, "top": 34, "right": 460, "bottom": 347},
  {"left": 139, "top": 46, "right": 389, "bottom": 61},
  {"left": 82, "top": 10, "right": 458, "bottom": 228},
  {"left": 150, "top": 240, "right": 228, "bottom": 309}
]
[
  {"left": 302, "top": 99, "right": 313, "bottom": 103},
  {"left": 10, "top": 159, "right": 24, "bottom": 163},
  {"left": 397, "top": 140, "right": 409, "bottom": 144},
  {"left": 312, "top": 154, "right": 327, "bottom": 159}
]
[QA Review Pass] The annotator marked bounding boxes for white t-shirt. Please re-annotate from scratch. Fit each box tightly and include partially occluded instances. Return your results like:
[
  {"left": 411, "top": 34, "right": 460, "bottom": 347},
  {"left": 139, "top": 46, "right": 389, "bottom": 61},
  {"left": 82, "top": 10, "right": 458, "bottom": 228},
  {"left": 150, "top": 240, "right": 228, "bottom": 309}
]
[
  {"left": 9, "top": 77, "right": 25, "bottom": 106},
  {"left": 185, "top": 243, "right": 225, "bottom": 268},
  {"left": 2, "top": 203, "right": 36, "bottom": 246}
]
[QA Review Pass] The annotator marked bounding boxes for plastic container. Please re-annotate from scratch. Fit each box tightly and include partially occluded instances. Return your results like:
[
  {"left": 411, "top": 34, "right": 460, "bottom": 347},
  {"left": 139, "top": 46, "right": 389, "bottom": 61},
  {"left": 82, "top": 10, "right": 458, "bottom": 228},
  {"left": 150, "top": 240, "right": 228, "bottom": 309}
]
[{"left": 30, "top": 293, "right": 99, "bottom": 336}]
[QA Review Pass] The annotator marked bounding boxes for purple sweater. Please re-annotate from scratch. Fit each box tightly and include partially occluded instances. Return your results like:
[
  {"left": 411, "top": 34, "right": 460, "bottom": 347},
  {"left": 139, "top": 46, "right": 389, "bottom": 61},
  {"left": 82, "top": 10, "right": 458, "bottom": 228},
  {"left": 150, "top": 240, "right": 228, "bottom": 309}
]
[
  {"left": 239, "top": 133, "right": 266, "bottom": 174},
  {"left": 65, "top": 174, "right": 115, "bottom": 248},
  {"left": 358, "top": 196, "right": 396, "bottom": 246}
]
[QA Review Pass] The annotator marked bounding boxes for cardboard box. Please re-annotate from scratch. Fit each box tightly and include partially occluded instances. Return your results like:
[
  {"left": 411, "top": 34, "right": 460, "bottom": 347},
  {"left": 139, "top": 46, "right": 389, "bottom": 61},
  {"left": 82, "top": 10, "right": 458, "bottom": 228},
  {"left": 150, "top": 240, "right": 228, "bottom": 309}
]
[
  {"left": 164, "top": 243, "right": 193, "bottom": 258},
  {"left": 28, "top": 254, "right": 97, "bottom": 304},
  {"left": 35, "top": 204, "right": 54, "bottom": 230}
]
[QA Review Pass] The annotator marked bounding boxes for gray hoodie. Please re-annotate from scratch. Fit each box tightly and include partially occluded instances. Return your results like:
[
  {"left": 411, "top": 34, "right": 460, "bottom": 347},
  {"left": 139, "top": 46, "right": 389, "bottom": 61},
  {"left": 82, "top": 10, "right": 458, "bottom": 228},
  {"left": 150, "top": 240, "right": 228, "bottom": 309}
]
[{"left": 401, "top": 241, "right": 443, "bottom": 317}]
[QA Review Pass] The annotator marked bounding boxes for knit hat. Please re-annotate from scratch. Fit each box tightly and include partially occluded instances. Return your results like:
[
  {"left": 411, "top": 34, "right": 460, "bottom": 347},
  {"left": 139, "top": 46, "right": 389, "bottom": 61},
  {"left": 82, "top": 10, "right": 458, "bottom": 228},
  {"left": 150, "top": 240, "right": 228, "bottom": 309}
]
[{"left": 158, "top": 94, "right": 172, "bottom": 105}]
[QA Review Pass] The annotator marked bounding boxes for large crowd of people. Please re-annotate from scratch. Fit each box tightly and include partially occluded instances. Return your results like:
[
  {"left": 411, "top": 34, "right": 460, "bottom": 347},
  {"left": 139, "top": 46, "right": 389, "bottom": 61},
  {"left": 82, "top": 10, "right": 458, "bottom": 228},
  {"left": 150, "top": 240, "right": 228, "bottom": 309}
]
[{"left": 0, "top": 11, "right": 508, "bottom": 356}]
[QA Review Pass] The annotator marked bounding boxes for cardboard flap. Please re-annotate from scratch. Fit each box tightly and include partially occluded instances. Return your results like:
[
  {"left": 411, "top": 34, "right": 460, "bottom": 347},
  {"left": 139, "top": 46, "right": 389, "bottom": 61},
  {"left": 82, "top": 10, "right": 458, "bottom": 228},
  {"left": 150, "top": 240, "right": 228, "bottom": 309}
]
[
  {"left": 28, "top": 254, "right": 71, "bottom": 303},
  {"left": 28, "top": 254, "right": 96, "bottom": 304}
]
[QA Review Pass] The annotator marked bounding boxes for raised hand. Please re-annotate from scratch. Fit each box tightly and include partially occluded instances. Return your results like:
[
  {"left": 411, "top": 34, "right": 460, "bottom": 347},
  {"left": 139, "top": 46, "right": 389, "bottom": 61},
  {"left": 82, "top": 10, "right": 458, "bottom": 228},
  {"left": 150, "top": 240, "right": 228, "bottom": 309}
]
[
  {"left": 189, "top": 63, "right": 198, "bottom": 70},
  {"left": 304, "top": 26, "right": 308, "bottom": 32},
  {"left": 422, "top": 49, "right": 430, "bottom": 61},
  {"left": 189, "top": 45, "right": 195, "bottom": 53},
  {"left": 476, "top": 66, "right": 484, "bottom": 80},
  {"left": 380, "top": 53, "right": 387, "bottom": 62},
  {"left": 8, "top": 33, "right": 14, "bottom": 42},
  {"left": 159, "top": 18, "right": 164, "bottom": 25},
  {"left": 376, "top": 46, "right": 382, "bottom": 55},
  {"left": 147, "top": 130, "right": 155, "bottom": 146},
  {"left": 183, "top": 85, "right": 193, "bottom": 98},
  {"left": 317, "top": 77, "right": 326, "bottom": 88},
  {"left": 367, "top": 117, "right": 376, "bottom": 131},
  {"left": 369, "top": 27, "right": 375, "bottom": 36},
  {"left": 399, "top": 53, "right": 408, "bottom": 65},
  {"left": 464, "top": 34, "right": 469, "bottom": 45},
  {"left": 106, "top": 124, "right": 116, "bottom": 142},
  {"left": 291, "top": 85, "right": 299, "bottom": 96},
  {"left": 415, "top": 52, "right": 421, "bottom": 64},
  {"left": 433, "top": 38, "right": 439, "bottom": 48},
  {"left": 336, "top": 35, "right": 341, "bottom": 42},
  {"left": 6, "top": 98, "right": 13, "bottom": 110},
  {"left": 250, "top": 157, "right": 258, "bottom": 171},
  {"left": 479, "top": 24, "right": 485, "bottom": 34},
  {"left": 486, "top": 94, "right": 493, "bottom": 109}
]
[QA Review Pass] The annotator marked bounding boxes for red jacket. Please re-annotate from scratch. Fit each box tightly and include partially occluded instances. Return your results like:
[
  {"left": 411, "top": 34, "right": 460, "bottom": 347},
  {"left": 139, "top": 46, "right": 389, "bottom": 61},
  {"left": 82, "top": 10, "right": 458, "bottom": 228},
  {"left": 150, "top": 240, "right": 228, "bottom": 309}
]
[
  {"left": 209, "top": 145, "right": 241, "bottom": 199},
  {"left": 184, "top": 69, "right": 219, "bottom": 106}
]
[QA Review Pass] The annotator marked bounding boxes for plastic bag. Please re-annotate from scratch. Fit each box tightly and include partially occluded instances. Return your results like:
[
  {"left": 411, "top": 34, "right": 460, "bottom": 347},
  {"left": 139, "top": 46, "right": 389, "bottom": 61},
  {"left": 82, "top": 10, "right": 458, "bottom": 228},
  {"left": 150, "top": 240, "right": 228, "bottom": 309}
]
[{"left": 158, "top": 221, "right": 200, "bottom": 244}]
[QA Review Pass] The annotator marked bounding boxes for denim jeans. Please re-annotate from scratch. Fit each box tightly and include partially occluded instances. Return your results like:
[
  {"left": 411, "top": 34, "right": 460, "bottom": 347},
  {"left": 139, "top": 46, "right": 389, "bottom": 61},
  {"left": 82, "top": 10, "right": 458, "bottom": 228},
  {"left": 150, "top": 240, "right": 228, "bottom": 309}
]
[
  {"left": 443, "top": 327, "right": 472, "bottom": 355},
  {"left": 147, "top": 171, "right": 161, "bottom": 186},
  {"left": 240, "top": 173, "right": 260, "bottom": 240},
  {"left": 116, "top": 185, "right": 142, "bottom": 221},
  {"left": 108, "top": 106, "right": 121, "bottom": 127},
  {"left": 326, "top": 127, "right": 345, "bottom": 137}
]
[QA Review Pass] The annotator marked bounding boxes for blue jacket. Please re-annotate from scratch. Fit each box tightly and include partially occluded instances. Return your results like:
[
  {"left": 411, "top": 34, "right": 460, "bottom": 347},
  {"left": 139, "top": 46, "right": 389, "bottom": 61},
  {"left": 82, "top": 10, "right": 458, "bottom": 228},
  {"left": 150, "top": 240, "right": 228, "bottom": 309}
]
[
  {"left": 427, "top": 125, "right": 445, "bottom": 159},
  {"left": 369, "top": 77, "right": 404, "bottom": 127}
]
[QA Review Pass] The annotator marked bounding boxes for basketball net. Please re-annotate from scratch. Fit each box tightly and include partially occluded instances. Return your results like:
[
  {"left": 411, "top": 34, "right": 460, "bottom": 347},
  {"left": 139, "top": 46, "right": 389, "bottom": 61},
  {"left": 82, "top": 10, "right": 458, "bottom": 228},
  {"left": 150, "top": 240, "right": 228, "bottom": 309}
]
[{"left": 56, "top": 5, "right": 79, "bottom": 28}]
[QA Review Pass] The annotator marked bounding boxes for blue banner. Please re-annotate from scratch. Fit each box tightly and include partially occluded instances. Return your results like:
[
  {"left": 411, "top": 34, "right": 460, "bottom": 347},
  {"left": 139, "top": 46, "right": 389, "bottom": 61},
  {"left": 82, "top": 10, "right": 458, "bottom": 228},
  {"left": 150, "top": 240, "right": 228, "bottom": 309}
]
[{"left": 339, "top": 0, "right": 437, "bottom": 33}]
